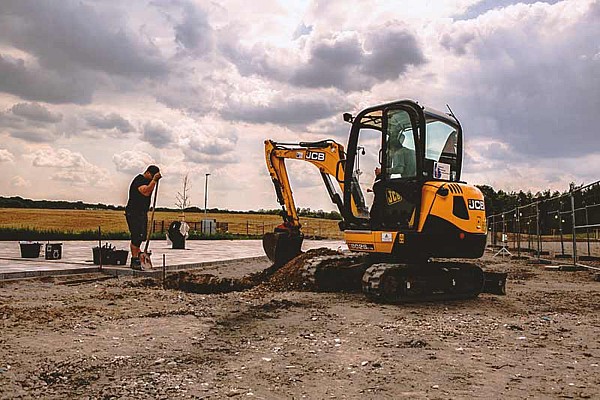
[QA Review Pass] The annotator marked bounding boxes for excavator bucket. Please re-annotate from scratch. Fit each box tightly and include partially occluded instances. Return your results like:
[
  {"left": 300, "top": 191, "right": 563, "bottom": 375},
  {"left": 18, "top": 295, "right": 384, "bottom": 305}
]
[{"left": 263, "top": 232, "right": 304, "bottom": 267}]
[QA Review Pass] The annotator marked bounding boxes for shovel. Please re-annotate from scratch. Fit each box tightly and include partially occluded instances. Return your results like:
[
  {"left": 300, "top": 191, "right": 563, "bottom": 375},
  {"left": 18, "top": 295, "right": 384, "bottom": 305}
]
[{"left": 140, "top": 180, "right": 159, "bottom": 270}]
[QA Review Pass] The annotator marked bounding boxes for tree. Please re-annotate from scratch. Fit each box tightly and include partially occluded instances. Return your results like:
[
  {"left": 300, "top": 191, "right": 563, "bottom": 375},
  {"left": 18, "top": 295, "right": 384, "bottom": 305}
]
[{"left": 175, "top": 174, "right": 191, "bottom": 221}]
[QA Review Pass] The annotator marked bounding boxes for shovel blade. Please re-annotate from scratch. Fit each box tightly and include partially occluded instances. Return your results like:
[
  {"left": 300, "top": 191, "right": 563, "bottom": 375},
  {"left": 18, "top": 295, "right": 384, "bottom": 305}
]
[
  {"left": 139, "top": 251, "right": 153, "bottom": 270},
  {"left": 262, "top": 231, "right": 303, "bottom": 267}
]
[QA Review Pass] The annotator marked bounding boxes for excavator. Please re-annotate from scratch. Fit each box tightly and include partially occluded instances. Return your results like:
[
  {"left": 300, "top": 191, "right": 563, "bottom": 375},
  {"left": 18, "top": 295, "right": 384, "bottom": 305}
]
[{"left": 263, "top": 99, "right": 505, "bottom": 302}]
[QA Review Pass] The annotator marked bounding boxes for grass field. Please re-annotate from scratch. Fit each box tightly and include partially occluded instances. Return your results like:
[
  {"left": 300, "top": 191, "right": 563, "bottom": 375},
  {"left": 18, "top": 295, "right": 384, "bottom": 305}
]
[{"left": 0, "top": 208, "right": 343, "bottom": 239}]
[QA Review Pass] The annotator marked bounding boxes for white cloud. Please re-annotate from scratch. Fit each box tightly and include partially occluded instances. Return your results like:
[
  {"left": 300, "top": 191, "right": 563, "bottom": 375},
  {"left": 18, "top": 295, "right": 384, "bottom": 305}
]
[
  {"left": 437, "top": 0, "right": 600, "bottom": 159},
  {"left": 27, "top": 147, "right": 110, "bottom": 186},
  {"left": 84, "top": 111, "right": 133, "bottom": 133},
  {"left": 112, "top": 150, "right": 155, "bottom": 174},
  {"left": 183, "top": 134, "right": 238, "bottom": 164},
  {"left": 10, "top": 102, "right": 62, "bottom": 123},
  {"left": 142, "top": 120, "right": 177, "bottom": 148},
  {"left": 222, "top": 25, "right": 426, "bottom": 92},
  {"left": 0, "top": 148, "right": 14, "bottom": 162},
  {"left": 10, "top": 176, "right": 30, "bottom": 187}
]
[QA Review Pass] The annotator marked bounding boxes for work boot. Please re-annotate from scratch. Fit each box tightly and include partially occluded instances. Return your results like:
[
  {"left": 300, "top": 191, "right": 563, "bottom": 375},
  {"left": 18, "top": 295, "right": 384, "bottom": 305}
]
[{"left": 130, "top": 257, "right": 144, "bottom": 271}]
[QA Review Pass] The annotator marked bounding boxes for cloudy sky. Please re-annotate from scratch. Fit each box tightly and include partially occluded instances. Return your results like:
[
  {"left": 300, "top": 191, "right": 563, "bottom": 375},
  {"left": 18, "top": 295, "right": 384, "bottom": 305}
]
[{"left": 0, "top": 0, "right": 598, "bottom": 211}]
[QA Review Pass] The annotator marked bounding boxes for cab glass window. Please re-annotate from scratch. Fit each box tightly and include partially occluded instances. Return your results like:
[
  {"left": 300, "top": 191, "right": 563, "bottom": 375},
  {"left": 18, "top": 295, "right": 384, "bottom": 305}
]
[
  {"left": 425, "top": 119, "right": 458, "bottom": 181},
  {"left": 385, "top": 110, "right": 416, "bottom": 179}
]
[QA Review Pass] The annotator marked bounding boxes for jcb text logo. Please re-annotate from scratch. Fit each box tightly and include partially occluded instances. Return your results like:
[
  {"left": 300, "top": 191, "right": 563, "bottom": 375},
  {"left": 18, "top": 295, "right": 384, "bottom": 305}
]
[
  {"left": 468, "top": 199, "right": 485, "bottom": 211},
  {"left": 386, "top": 189, "right": 402, "bottom": 205},
  {"left": 305, "top": 152, "right": 325, "bottom": 161}
]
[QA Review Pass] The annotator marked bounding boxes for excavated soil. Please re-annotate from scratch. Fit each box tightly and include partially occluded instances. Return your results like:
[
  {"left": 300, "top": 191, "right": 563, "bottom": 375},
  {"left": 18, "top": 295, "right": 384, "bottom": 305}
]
[
  {"left": 0, "top": 250, "right": 599, "bottom": 399},
  {"left": 158, "top": 248, "right": 340, "bottom": 295}
]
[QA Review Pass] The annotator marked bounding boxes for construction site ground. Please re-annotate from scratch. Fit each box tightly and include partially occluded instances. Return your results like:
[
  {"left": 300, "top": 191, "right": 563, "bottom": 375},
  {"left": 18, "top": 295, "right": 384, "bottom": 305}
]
[{"left": 1, "top": 250, "right": 599, "bottom": 399}]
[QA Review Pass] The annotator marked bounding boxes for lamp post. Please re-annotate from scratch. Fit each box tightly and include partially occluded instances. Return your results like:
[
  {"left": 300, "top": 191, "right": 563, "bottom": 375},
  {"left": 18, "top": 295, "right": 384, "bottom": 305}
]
[{"left": 204, "top": 173, "right": 210, "bottom": 215}]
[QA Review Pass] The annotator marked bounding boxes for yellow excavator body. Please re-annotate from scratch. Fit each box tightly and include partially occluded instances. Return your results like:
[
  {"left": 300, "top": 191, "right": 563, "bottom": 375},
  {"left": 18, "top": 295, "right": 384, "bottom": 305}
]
[{"left": 262, "top": 99, "right": 506, "bottom": 302}]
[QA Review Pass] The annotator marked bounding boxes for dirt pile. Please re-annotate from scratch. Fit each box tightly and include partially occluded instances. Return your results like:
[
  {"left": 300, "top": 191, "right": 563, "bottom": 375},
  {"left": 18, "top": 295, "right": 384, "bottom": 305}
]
[
  {"left": 162, "top": 247, "right": 339, "bottom": 294},
  {"left": 260, "top": 247, "right": 339, "bottom": 291}
]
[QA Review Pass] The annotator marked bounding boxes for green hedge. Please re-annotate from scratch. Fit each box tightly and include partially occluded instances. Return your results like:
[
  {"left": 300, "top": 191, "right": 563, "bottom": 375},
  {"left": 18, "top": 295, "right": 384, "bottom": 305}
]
[{"left": 0, "top": 228, "right": 261, "bottom": 241}]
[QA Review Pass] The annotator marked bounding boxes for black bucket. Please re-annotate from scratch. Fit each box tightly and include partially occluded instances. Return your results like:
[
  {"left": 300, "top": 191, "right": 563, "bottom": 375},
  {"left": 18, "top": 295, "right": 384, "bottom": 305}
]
[
  {"left": 45, "top": 243, "right": 62, "bottom": 260},
  {"left": 262, "top": 232, "right": 303, "bottom": 267},
  {"left": 112, "top": 250, "right": 129, "bottom": 265},
  {"left": 20, "top": 242, "right": 42, "bottom": 258},
  {"left": 168, "top": 221, "right": 186, "bottom": 249},
  {"left": 92, "top": 245, "right": 114, "bottom": 265}
]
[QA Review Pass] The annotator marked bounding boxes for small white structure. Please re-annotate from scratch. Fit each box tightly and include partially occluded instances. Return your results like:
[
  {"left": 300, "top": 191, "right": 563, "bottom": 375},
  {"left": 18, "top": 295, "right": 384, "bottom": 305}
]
[{"left": 201, "top": 219, "right": 216, "bottom": 235}]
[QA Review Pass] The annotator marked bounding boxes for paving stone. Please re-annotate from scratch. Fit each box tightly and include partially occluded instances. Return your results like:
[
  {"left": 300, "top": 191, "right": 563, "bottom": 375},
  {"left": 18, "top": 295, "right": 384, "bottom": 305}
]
[{"left": 0, "top": 239, "right": 344, "bottom": 281}]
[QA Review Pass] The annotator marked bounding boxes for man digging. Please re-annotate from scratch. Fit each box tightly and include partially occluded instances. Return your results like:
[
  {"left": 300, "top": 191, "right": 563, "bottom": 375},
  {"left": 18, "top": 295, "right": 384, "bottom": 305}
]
[{"left": 125, "top": 165, "right": 162, "bottom": 270}]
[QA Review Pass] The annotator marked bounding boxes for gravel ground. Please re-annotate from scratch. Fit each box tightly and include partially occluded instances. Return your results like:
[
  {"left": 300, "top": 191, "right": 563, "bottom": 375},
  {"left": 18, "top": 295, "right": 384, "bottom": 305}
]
[{"left": 0, "top": 252, "right": 599, "bottom": 399}]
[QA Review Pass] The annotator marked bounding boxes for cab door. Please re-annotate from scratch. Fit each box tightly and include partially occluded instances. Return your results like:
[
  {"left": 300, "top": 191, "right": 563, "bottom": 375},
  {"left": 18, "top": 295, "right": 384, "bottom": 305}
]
[{"left": 370, "top": 107, "right": 423, "bottom": 231}]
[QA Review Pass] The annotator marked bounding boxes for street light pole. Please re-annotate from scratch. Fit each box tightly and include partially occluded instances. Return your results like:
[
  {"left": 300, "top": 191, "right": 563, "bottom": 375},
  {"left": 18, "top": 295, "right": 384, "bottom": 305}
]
[{"left": 204, "top": 173, "right": 210, "bottom": 215}]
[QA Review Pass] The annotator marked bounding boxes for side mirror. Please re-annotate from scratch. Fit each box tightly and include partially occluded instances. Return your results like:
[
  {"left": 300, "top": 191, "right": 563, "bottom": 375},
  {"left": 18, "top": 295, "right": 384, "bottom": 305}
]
[{"left": 343, "top": 113, "right": 354, "bottom": 123}]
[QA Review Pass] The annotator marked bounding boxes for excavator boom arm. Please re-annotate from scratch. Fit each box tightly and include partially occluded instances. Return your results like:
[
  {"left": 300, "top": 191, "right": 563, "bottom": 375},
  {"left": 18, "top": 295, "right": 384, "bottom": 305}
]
[
  {"left": 265, "top": 139, "right": 348, "bottom": 228},
  {"left": 263, "top": 139, "right": 348, "bottom": 266}
]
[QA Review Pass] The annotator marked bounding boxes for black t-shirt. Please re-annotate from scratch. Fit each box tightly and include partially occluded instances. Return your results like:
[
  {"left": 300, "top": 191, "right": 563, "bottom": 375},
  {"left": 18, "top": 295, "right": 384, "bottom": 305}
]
[{"left": 126, "top": 174, "right": 151, "bottom": 213}]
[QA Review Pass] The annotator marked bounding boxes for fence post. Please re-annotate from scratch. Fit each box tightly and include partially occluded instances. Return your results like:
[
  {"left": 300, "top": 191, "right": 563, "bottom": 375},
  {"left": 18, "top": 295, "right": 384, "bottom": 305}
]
[
  {"left": 570, "top": 189, "right": 577, "bottom": 266},
  {"left": 246, "top": 221, "right": 249, "bottom": 235},
  {"left": 558, "top": 201, "right": 565, "bottom": 256},
  {"left": 536, "top": 201, "right": 541, "bottom": 260},
  {"left": 501, "top": 213, "right": 505, "bottom": 247},
  {"left": 491, "top": 215, "right": 495, "bottom": 246},
  {"left": 516, "top": 206, "right": 521, "bottom": 258},
  {"left": 527, "top": 217, "right": 532, "bottom": 252},
  {"left": 585, "top": 205, "right": 591, "bottom": 257}
]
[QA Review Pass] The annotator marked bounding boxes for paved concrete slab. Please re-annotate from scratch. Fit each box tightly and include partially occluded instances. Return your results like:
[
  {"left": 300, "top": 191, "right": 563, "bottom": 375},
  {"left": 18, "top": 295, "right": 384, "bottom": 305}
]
[{"left": 0, "top": 239, "right": 344, "bottom": 280}]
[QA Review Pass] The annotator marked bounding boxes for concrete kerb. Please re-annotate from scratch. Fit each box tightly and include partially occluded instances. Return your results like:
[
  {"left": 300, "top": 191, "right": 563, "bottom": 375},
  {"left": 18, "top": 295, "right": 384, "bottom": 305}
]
[
  {"left": 0, "top": 267, "right": 100, "bottom": 281},
  {"left": 100, "top": 256, "right": 268, "bottom": 278}
]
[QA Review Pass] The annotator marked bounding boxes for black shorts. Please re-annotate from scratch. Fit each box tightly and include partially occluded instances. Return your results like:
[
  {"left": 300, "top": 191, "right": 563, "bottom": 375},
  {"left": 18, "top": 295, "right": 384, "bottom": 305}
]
[{"left": 125, "top": 212, "right": 148, "bottom": 247}]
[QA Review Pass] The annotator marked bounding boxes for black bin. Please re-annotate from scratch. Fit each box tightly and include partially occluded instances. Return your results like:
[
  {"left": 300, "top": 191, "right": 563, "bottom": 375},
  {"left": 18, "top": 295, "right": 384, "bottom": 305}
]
[
  {"left": 168, "top": 221, "right": 186, "bottom": 249},
  {"left": 45, "top": 243, "right": 62, "bottom": 260},
  {"left": 92, "top": 245, "right": 114, "bottom": 265},
  {"left": 112, "top": 250, "right": 129, "bottom": 265},
  {"left": 20, "top": 242, "right": 42, "bottom": 258}
]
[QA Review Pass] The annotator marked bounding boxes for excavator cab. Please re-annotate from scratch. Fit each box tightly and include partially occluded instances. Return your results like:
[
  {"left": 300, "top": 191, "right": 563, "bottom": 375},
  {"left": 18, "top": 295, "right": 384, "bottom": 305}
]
[{"left": 343, "top": 101, "right": 462, "bottom": 229}]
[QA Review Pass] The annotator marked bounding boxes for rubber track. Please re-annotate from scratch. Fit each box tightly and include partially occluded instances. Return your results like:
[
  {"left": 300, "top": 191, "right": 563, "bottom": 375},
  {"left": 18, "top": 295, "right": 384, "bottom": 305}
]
[
  {"left": 362, "top": 262, "right": 485, "bottom": 303},
  {"left": 301, "top": 253, "right": 367, "bottom": 292}
]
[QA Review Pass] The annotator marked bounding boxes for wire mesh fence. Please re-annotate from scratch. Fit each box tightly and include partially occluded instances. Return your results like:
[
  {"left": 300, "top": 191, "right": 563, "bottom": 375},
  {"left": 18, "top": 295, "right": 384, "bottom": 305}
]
[
  {"left": 487, "top": 180, "right": 600, "bottom": 267},
  {"left": 152, "top": 218, "right": 343, "bottom": 239}
]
